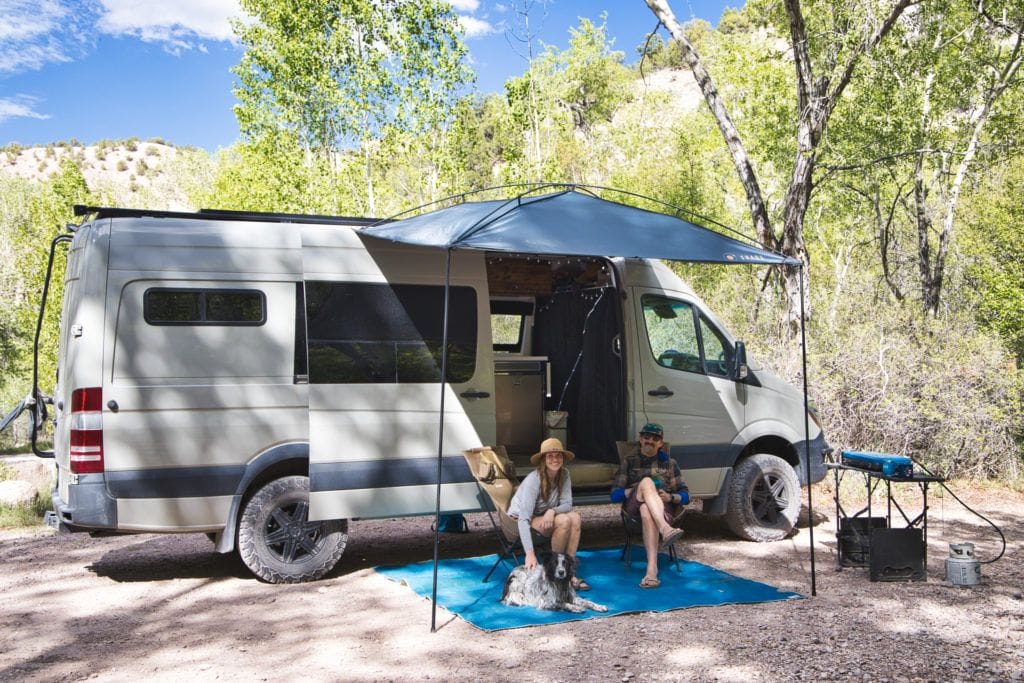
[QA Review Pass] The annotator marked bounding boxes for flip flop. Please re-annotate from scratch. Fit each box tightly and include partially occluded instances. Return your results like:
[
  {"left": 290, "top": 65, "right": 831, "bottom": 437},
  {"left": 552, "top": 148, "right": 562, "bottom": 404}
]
[
  {"left": 571, "top": 577, "right": 592, "bottom": 592},
  {"left": 661, "top": 527, "right": 685, "bottom": 548},
  {"left": 639, "top": 576, "right": 661, "bottom": 588}
]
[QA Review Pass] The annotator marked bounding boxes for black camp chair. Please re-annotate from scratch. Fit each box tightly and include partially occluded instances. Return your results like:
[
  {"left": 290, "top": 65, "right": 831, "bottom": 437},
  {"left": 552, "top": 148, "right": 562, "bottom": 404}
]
[{"left": 463, "top": 446, "right": 551, "bottom": 582}]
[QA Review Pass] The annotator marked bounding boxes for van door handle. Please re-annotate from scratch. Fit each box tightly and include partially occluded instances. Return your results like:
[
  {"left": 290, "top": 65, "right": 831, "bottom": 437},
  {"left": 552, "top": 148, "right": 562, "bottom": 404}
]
[
  {"left": 648, "top": 387, "right": 674, "bottom": 397},
  {"left": 459, "top": 390, "right": 490, "bottom": 399}
]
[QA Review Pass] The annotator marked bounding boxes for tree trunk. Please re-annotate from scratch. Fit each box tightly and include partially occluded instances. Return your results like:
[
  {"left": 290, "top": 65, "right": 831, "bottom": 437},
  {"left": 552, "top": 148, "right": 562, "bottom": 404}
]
[{"left": 643, "top": 0, "right": 775, "bottom": 251}]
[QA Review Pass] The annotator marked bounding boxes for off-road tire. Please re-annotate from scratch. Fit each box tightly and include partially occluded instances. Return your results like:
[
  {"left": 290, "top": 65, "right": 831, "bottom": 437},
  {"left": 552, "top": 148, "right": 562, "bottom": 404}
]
[
  {"left": 238, "top": 475, "right": 348, "bottom": 583},
  {"left": 725, "top": 454, "right": 800, "bottom": 542}
]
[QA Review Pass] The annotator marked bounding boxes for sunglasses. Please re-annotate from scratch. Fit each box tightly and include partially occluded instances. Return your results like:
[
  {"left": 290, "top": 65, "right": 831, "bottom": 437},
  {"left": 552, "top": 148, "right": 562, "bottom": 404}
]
[{"left": 640, "top": 432, "right": 662, "bottom": 440}]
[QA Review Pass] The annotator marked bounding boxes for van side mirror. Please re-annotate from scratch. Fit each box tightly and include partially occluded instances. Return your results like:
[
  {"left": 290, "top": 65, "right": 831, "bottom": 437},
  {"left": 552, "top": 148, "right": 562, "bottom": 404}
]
[{"left": 732, "top": 341, "right": 749, "bottom": 381}]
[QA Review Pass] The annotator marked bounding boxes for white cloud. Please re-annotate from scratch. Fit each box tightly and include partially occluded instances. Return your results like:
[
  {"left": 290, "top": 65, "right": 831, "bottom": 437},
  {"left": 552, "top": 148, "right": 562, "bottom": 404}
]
[
  {"left": 0, "top": 0, "right": 82, "bottom": 72},
  {"left": 449, "top": 0, "right": 480, "bottom": 10},
  {"left": 459, "top": 15, "right": 497, "bottom": 39},
  {"left": 96, "top": 0, "right": 243, "bottom": 52},
  {"left": 0, "top": 96, "right": 51, "bottom": 124}
]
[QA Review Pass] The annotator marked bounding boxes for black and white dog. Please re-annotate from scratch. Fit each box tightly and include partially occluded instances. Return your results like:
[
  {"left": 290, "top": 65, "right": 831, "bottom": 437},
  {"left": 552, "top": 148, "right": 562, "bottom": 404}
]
[{"left": 500, "top": 552, "right": 608, "bottom": 613}]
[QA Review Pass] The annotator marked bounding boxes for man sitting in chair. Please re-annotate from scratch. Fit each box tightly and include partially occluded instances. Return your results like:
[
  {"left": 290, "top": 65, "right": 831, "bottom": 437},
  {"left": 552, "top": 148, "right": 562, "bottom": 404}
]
[{"left": 611, "top": 423, "right": 688, "bottom": 588}]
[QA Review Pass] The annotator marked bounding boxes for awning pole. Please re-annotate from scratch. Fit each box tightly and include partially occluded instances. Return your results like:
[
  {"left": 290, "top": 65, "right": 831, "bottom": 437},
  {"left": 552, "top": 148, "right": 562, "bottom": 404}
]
[
  {"left": 430, "top": 247, "right": 454, "bottom": 631},
  {"left": 799, "top": 266, "right": 817, "bottom": 596}
]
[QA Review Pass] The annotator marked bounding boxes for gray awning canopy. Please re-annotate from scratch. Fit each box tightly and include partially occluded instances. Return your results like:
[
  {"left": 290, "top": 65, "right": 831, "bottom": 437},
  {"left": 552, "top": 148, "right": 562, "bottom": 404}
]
[{"left": 361, "top": 188, "right": 799, "bottom": 266}]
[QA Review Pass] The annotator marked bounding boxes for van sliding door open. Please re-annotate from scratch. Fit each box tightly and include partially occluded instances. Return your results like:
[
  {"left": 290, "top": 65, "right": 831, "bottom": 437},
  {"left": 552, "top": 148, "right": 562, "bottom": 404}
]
[{"left": 303, "top": 234, "right": 495, "bottom": 521}]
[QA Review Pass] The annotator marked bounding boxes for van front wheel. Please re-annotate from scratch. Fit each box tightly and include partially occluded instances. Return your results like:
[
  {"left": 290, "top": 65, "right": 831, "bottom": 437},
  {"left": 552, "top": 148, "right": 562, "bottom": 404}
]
[
  {"left": 238, "top": 475, "right": 348, "bottom": 583},
  {"left": 725, "top": 454, "right": 800, "bottom": 542}
]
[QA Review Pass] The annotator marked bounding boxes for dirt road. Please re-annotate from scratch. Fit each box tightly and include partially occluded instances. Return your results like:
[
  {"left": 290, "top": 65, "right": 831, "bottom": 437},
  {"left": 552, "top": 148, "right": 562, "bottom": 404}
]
[{"left": 1, "top": 485, "right": 1021, "bottom": 682}]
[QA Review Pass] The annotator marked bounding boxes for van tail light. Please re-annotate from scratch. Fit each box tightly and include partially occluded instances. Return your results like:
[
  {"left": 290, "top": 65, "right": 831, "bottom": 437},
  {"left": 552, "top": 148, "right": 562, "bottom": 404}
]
[{"left": 69, "top": 387, "right": 103, "bottom": 474}]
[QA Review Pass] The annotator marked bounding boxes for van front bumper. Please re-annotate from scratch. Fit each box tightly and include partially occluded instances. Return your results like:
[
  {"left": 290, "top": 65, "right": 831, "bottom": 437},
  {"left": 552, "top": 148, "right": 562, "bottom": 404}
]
[{"left": 797, "top": 433, "right": 831, "bottom": 486}]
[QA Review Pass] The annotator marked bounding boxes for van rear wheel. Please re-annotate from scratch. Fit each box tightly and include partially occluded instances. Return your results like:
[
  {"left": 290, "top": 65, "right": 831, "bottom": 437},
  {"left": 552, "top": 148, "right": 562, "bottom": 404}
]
[
  {"left": 238, "top": 475, "right": 348, "bottom": 583},
  {"left": 725, "top": 454, "right": 800, "bottom": 542}
]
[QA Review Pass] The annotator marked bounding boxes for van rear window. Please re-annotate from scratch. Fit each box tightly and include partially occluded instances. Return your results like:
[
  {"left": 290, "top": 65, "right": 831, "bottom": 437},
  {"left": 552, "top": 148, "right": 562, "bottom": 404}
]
[
  {"left": 144, "top": 289, "right": 266, "bottom": 326},
  {"left": 305, "top": 282, "right": 477, "bottom": 384}
]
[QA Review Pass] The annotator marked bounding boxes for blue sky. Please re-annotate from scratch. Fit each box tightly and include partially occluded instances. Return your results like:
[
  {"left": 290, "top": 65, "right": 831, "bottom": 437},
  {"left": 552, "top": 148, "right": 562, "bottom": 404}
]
[{"left": 0, "top": 0, "right": 733, "bottom": 151}]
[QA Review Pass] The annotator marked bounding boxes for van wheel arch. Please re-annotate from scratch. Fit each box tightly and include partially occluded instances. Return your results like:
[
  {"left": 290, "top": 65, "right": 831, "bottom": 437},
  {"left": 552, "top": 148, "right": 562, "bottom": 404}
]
[{"left": 724, "top": 453, "right": 801, "bottom": 542}]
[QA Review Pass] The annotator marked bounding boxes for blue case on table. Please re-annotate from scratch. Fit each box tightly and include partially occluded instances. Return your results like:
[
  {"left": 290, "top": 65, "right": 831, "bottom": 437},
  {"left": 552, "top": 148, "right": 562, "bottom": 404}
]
[{"left": 840, "top": 450, "right": 913, "bottom": 478}]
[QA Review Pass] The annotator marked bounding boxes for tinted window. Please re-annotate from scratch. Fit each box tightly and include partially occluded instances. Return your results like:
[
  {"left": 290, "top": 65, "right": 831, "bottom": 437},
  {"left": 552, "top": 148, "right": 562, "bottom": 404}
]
[
  {"left": 305, "top": 282, "right": 477, "bottom": 384},
  {"left": 145, "top": 289, "right": 265, "bottom": 326}
]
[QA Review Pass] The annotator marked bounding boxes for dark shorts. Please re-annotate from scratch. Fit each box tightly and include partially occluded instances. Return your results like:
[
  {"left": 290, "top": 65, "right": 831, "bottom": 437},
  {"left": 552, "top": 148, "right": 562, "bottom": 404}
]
[{"left": 623, "top": 488, "right": 676, "bottom": 525}]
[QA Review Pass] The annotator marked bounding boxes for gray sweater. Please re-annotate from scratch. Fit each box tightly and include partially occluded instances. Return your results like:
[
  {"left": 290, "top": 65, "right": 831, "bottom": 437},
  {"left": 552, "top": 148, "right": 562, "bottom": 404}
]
[{"left": 507, "top": 468, "right": 573, "bottom": 553}]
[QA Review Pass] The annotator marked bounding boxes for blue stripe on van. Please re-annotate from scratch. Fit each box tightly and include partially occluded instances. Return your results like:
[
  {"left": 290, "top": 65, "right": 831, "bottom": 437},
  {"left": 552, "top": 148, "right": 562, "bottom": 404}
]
[
  {"left": 106, "top": 465, "right": 245, "bottom": 499},
  {"left": 669, "top": 443, "right": 741, "bottom": 469},
  {"left": 102, "top": 455, "right": 475, "bottom": 499},
  {"left": 309, "top": 455, "right": 475, "bottom": 492}
]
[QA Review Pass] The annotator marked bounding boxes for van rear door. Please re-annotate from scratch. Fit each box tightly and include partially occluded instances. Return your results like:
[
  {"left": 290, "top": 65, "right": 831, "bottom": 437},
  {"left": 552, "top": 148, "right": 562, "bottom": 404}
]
[
  {"left": 303, "top": 231, "right": 495, "bottom": 521},
  {"left": 633, "top": 288, "right": 743, "bottom": 496}
]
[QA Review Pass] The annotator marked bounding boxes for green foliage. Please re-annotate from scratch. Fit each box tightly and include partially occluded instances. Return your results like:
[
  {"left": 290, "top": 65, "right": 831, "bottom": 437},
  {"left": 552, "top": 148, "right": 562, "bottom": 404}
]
[
  {"left": 961, "top": 157, "right": 1024, "bottom": 362},
  {"left": 230, "top": 0, "right": 472, "bottom": 214},
  {"left": 0, "top": 160, "right": 94, "bottom": 419}
]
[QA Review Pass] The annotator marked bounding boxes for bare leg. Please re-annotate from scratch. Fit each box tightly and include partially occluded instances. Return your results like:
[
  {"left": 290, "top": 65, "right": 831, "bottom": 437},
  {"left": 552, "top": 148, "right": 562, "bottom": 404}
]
[
  {"left": 634, "top": 477, "right": 674, "bottom": 537},
  {"left": 547, "top": 514, "right": 571, "bottom": 553},
  {"left": 563, "top": 511, "right": 581, "bottom": 557},
  {"left": 639, "top": 503, "right": 660, "bottom": 581}
]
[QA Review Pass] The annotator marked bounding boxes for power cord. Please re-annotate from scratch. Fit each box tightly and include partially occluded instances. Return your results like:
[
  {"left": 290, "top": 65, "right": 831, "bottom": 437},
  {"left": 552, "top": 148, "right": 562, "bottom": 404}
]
[{"left": 912, "top": 457, "right": 1007, "bottom": 565}]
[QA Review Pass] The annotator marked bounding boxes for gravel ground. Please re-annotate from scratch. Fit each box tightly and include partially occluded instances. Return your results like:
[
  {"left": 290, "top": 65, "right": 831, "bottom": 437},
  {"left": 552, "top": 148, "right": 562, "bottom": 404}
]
[{"left": 0, "top": 482, "right": 1021, "bottom": 682}]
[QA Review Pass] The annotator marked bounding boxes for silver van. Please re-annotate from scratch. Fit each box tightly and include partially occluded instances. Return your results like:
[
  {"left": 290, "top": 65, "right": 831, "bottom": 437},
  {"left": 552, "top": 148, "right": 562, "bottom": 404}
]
[{"left": 37, "top": 206, "right": 828, "bottom": 582}]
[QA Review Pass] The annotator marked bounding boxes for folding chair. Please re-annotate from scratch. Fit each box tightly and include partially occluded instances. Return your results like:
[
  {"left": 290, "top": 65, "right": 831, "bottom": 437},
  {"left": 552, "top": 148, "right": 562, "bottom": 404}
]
[
  {"left": 462, "top": 446, "right": 551, "bottom": 582},
  {"left": 615, "top": 441, "right": 682, "bottom": 572}
]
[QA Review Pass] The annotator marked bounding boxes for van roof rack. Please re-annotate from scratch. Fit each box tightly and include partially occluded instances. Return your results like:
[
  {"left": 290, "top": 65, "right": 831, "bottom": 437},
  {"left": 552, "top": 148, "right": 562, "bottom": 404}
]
[{"left": 72, "top": 205, "right": 381, "bottom": 226}]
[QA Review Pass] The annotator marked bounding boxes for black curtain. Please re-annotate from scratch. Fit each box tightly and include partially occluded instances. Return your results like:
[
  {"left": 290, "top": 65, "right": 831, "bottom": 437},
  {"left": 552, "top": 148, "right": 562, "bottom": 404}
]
[{"left": 534, "top": 286, "right": 622, "bottom": 463}]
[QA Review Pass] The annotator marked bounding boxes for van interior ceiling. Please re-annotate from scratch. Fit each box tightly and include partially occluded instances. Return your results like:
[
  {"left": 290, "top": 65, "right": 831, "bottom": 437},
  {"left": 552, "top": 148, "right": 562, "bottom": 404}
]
[{"left": 486, "top": 254, "right": 625, "bottom": 475}]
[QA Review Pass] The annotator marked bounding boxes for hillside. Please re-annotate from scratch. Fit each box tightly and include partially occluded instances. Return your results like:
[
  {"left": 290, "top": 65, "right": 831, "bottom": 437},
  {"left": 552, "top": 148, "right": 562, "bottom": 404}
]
[{"left": 0, "top": 138, "right": 210, "bottom": 211}]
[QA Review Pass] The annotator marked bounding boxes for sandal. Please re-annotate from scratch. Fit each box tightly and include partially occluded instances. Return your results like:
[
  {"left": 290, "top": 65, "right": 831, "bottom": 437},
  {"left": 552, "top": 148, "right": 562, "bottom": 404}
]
[
  {"left": 639, "top": 576, "right": 661, "bottom": 588},
  {"left": 571, "top": 576, "right": 592, "bottom": 592},
  {"left": 660, "top": 527, "right": 684, "bottom": 548}
]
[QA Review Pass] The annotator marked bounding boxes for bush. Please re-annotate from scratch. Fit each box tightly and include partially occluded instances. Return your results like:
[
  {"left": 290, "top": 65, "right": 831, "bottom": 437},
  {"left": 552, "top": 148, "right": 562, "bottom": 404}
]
[
  {"left": 811, "top": 305, "right": 1023, "bottom": 479},
  {"left": 116, "top": 160, "right": 128, "bottom": 172}
]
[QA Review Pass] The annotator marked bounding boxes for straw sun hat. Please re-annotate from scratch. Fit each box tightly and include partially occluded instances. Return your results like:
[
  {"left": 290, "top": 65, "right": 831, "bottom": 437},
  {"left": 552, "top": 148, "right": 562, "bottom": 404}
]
[{"left": 530, "top": 437, "right": 576, "bottom": 465}]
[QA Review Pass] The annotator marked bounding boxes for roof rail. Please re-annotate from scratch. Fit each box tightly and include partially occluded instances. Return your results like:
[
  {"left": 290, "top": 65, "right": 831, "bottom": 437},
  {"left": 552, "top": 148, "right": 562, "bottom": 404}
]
[{"left": 72, "top": 205, "right": 380, "bottom": 226}]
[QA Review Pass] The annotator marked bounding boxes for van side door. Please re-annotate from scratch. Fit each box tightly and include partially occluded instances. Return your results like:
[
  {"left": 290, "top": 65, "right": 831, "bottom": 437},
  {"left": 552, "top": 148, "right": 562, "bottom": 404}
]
[
  {"left": 634, "top": 289, "right": 744, "bottom": 496},
  {"left": 303, "top": 232, "right": 495, "bottom": 521}
]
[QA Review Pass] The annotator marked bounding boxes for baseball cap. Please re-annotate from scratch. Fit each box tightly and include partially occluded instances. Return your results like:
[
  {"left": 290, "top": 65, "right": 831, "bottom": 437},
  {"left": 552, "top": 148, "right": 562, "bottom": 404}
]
[{"left": 640, "top": 422, "right": 664, "bottom": 438}]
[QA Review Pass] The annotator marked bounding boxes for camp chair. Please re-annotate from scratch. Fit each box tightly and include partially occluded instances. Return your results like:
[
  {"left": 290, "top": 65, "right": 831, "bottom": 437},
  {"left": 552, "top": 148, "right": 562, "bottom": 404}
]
[
  {"left": 616, "top": 441, "right": 682, "bottom": 572},
  {"left": 462, "top": 446, "right": 551, "bottom": 582}
]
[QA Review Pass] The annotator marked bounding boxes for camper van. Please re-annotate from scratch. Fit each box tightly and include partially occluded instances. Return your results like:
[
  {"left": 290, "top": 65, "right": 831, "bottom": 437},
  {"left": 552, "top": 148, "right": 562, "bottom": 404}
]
[{"left": 38, "top": 206, "right": 828, "bottom": 583}]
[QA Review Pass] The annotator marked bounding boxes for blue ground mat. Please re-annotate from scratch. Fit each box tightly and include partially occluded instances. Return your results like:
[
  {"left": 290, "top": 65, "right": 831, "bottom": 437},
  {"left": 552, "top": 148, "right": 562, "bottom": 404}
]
[{"left": 375, "top": 546, "right": 802, "bottom": 631}]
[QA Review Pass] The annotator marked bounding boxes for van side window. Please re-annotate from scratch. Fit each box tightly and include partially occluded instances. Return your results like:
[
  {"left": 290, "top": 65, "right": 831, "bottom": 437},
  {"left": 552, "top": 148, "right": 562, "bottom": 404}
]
[
  {"left": 642, "top": 295, "right": 702, "bottom": 373},
  {"left": 490, "top": 300, "right": 533, "bottom": 352},
  {"left": 699, "top": 315, "right": 732, "bottom": 377},
  {"left": 144, "top": 289, "right": 266, "bottom": 325},
  {"left": 305, "top": 282, "right": 477, "bottom": 383}
]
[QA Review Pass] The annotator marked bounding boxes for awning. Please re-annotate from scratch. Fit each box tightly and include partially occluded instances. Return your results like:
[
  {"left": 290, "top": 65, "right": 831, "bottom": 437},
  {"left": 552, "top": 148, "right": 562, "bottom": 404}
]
[{"left": 361, "top": 188, "right": 799, "bottom": 266}]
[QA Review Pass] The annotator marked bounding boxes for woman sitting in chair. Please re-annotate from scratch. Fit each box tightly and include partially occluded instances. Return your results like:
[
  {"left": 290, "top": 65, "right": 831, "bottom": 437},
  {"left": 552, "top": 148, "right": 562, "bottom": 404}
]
[{"left": 507, "top": 437, "right": 590, "bottom": 591}]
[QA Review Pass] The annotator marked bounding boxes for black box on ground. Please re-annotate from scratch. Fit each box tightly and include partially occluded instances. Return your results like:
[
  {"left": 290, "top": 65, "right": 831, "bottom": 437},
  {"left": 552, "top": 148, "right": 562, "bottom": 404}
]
[
  {"left": 869, "top": 528, "right": 925, "bottom": 581},
  {"left": 838, "top": 516, "right": 887, "bottom": 567}
]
